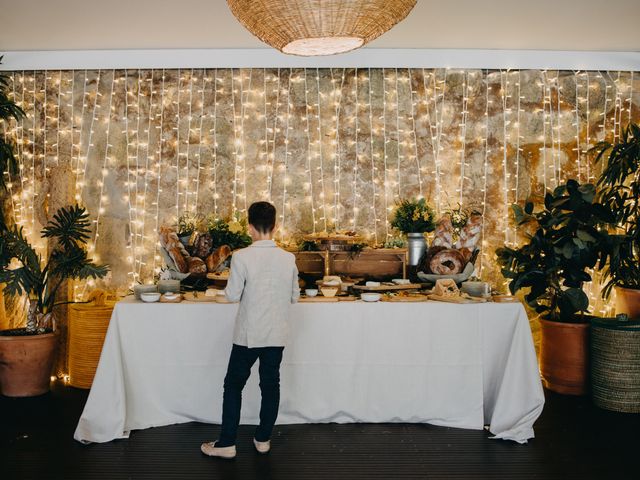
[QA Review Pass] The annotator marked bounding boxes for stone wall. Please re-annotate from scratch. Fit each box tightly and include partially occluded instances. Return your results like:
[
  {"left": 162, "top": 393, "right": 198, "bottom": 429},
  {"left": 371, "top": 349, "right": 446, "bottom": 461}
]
[{"left": 2, "top": 68, "right": 639, "bottom": 302}]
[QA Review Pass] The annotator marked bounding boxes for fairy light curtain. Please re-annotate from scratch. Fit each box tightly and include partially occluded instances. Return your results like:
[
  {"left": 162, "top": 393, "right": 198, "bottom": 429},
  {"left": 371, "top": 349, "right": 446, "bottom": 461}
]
[{"left": 1, "top": 68, "right": 638, "bottom": 296}]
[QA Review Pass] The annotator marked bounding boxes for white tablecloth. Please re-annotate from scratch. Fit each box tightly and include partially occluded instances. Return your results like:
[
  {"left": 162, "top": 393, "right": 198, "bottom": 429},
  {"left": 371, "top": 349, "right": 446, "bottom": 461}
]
[{"left": 74, "top": 298, "right": 544, "bottom": 444}]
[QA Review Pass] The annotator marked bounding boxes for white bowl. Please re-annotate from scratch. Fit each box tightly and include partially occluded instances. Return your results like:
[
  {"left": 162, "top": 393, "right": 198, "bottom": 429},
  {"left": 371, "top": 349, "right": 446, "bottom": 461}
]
[
  {"left": 140, "top": 292, "right": 161, "bottom": 303},
  {"left": 392, "top": 279, "right": 411, "bottom": 285},
  {"left": 365, "top": 281, "right": 381, "bottom": 287},
  {"left": 305, "top": 289, "right": 319, "bottom": 297},
  {"left": 361, "top": 292, "right": 382, "bottom": 302}
]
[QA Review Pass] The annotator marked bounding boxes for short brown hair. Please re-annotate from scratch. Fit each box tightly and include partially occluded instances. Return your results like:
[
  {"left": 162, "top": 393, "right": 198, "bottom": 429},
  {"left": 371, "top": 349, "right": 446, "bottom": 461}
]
[{"left": 248, "top": 202, "right": 276, "bottom": 234}]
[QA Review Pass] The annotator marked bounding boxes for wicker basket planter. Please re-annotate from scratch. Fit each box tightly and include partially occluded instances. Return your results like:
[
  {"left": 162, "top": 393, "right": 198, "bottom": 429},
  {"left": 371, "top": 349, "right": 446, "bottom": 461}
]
[
  {"left": 68, "top": 301, "right": 114, "bottom": 389},
  {"left": 591, "top": 316, "right": 640, "bottom": 413}
]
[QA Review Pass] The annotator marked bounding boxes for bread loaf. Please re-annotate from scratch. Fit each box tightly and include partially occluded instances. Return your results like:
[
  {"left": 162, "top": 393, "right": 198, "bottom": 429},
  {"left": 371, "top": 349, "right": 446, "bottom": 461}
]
[
  {"left": 187, "top": 256, "right": 207, "bottom": 274},
  {"left": 169, "top": 246, "right": 189, "bottom": 273},
  {"left": 429, "top": 248, "right": 466, "bottom": 275},
  {"left": 432, "top": 215, "right": 454, "bottom": 248},
  {"left": 206, "top": 245, "right": 232, "bottom": 272},
  {"left": 193, "top": 232, "right": 213, "bottom": 259},
  {"left": 456, "top": 212, "right": 482, "bottom": 250}
]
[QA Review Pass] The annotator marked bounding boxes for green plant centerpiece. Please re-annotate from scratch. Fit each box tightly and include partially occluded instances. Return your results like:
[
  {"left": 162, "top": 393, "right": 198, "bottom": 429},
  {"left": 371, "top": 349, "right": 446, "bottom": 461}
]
[
  {"left": 496, "top": 180, "right": 614, "bottom": 323},
  {"left": 390, "top": 198, "right": 436, "bottom": 234},
  {"left": 390, "top": 198, "right": 436, "bottom": 266},
  {"left": 593, "top": 123, "right": 640, "bottom": 306},
  {"left": 207, "top": 216, "right": 252, "bottom": 251},
  {"left": 0, "top": 205, "right": 109, "bottom": 334},
  {"left": 176, "top": 212, "right": 204, "bottom": 240}
]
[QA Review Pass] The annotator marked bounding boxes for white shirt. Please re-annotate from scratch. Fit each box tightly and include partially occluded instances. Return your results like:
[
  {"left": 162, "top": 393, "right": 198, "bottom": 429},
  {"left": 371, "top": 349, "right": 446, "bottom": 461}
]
[{"left": 224, "top": 240, "right": 300, "bottom": 348}]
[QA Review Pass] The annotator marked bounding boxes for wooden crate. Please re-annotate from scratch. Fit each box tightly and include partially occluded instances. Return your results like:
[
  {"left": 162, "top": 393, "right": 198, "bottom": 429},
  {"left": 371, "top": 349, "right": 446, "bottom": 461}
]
[{"left": 294, "top": 249, "right": 407, "bottom": 280}]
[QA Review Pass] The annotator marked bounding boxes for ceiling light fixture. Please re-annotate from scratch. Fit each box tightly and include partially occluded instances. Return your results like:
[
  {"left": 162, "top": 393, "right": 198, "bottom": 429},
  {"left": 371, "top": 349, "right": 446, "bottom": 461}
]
[{"left": 226, "top": 0, "right": 417, "bottom": 56}]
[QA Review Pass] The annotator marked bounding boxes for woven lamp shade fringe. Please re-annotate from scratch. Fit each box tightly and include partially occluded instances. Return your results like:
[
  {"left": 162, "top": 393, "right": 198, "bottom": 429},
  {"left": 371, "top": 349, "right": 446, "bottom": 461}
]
[
  {"left": 227, "top": 0, "right": 416, "bottom": 56},
  {"left": 68, "top": 302, "right": 114, "bottom": 389}
]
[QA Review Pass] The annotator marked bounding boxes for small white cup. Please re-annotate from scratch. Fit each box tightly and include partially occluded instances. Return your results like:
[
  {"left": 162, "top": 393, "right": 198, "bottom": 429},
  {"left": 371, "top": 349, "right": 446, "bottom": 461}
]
[{"left": 305, "top": 289, "right": 319, "bottom": 297}]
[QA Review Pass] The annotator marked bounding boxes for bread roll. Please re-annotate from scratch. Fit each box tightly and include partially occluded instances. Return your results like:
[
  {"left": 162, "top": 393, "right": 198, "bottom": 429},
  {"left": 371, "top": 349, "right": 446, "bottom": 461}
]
[{"left": 206, "top": 245, "right": 232, "bottom": 272}]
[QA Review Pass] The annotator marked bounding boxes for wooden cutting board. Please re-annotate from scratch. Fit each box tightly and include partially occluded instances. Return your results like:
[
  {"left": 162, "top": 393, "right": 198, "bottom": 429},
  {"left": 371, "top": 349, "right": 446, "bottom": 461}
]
[
  {"left": 381, "top": 295, "right": 430, "bottom": 302},
  {"left": 353, "top": 283, "right": 422, "bottom": 292},
  {"left": 299, "top": 296, "right": 340, "bottom": 303},
  {"left": 159, "top": 294, "right": 183, "bottom": 303},
  {"left": 182, "top": 292, "right": 218, "bottom": 302},
  {"left": 427, "top": 294, "right": 487, "bottom": 304},
  {"left": 337, "top": 296, "right": 357, "bottom": 302}
]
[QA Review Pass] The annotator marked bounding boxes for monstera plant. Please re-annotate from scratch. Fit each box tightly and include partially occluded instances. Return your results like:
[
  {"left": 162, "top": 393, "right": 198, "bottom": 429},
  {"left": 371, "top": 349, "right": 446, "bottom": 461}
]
[
  {"left": 496, "top": 179, "right": 614, "bottom": 395},
  {"left": 0, "top": 57, "right": 23, "bottom": 192},
  {"left": 0, "top": 205, "right": 109, "bottom": 396},
  {"left": 0, "top": 205, "right": 110, "bottom": 333}
]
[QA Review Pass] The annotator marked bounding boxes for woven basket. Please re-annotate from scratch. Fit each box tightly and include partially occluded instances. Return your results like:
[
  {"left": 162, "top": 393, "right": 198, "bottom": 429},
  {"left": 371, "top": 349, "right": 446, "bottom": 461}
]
[
  {"left": 591, "top": 316, "right": 640, "bottom": 413},
  {"left": 68, "top": 295, "right": 115, "bottom": 389},
  {"left": 227, "top": 0, "right": 416, "bottom": 56}
]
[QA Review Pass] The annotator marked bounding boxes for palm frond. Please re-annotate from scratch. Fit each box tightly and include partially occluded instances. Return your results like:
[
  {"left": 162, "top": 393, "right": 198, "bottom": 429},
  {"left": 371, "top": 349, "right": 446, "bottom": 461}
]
[{"left": 41, "top": 204, "right": 92, "bottom": 249}]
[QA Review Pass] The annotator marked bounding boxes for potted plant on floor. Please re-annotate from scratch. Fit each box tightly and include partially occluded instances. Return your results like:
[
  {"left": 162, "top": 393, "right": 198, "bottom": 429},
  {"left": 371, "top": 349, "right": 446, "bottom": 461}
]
[
  {"left": 593, "top": 123, "right": 640, "bottom": 317},
  {"left": 390, "top": 198, "right": 436, "bottom": 266},
  {"left": 496, "top": 179, "right": 614, "bottom": 395},
  {"left": 0, "top": 205, "right": 109, "bottom": 396}
]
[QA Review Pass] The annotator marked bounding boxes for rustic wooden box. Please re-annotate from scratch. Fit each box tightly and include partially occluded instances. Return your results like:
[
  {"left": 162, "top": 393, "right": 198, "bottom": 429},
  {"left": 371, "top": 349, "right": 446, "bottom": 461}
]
[{"left": 294, "top": 249, "right": 407, "bottom": 280}]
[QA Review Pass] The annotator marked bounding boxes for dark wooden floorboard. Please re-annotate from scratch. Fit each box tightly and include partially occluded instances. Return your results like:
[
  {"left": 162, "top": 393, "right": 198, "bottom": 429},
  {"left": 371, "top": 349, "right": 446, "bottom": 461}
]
[{"left": 1, "top": 382, "right": 638, "bottom": 480}]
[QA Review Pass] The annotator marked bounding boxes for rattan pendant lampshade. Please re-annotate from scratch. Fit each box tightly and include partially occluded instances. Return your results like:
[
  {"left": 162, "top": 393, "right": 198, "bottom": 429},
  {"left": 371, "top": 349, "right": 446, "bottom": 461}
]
[{"left": 227, "top": 0, "right": 417, "bottom": 56}]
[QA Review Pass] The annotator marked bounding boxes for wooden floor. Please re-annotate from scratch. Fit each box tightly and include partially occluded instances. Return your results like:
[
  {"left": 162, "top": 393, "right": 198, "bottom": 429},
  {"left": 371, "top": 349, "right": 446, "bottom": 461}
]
[{"left": 1, "top": 382, "right": 638, "bottom": 480}]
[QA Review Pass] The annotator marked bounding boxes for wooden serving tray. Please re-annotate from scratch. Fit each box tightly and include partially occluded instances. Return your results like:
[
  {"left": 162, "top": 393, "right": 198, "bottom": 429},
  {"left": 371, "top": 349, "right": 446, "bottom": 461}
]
[
  {"left": 337, "top": 296, "right": 357, "bottom": 302},
  {"left": 381, "top": 295, "right": 430, "bottom": 302},
  {"left": 353, "top": 283, "right": 422, "bottom": 292},
  {"left": 183, "top": 291, "right": 219, "bottom": 302},
  {"left": 160, "top": 294, "right": 183, "bottom": 303},
  {"left": 427, "top": 294, "right": 487, "bottom": 304},
  {"left": 299, "top": 296, "right": 340, "bottom": 303}
]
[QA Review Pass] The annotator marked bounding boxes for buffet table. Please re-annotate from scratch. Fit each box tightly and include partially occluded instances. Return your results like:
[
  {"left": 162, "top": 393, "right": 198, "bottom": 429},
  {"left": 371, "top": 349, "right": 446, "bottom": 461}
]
[{"left": 74, "top": 298, "right": 544, "bottom": 444}]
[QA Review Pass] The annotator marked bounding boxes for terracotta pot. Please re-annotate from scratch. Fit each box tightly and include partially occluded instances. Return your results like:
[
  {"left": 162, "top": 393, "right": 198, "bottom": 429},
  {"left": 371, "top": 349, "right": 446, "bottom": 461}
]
[
  {"left": 0, "top": 331, "right": 59, "bottom": 397},
  {"left": 539, "top": 318, "right": 590, "bottom": 395},
  {"left": 615, "top": 286, "right": 640, "bottom": 319}
]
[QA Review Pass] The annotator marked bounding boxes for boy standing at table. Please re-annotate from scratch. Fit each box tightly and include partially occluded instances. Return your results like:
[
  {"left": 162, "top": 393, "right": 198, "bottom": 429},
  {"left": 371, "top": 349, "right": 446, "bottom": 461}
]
[{"left": 201, "top": 201, "right": 300, "bottom": 459}]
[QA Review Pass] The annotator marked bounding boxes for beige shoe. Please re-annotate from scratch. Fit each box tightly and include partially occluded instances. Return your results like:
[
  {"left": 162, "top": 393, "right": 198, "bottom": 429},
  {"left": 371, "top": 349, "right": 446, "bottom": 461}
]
[
  {"left": 201, "top": 441, "right": 236, "bottom": 459},
  {"left": 253, "top": 438, "right": 271, "bottom": 454}
]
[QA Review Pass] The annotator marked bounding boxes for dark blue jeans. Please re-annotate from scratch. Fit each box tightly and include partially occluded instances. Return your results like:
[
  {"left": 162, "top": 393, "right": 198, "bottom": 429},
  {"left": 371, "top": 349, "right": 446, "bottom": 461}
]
[{"left": 218, "top": 344, "right": 284, "bottom": 447}]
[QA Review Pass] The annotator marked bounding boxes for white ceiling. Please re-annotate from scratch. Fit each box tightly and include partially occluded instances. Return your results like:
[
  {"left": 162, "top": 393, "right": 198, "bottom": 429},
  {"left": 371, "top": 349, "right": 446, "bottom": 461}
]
[{"left": 2, "top": 0, "right": 639, "bottom": 52}]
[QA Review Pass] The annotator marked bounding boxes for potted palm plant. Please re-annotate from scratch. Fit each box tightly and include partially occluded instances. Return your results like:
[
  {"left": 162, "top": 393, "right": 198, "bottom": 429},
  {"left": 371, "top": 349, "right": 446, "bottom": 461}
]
[
  {"left": 0, "top": 205, "right": 109, "bottom": 396},
  {"left": 496, "top": 179, "right": 614, "bottom": 395},
  {"left": 593, "top": 123, "right": 640, "bottom": 317}
]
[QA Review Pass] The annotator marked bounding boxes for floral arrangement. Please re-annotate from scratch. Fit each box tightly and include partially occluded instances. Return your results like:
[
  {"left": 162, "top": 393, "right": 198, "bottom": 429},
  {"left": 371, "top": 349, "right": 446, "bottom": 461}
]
[
  {"left": 390, "top": 198, "right": 436, "bottom": 234},
  {"left": 207, "top": 215, "right": 252, "bottom": 251},
  {"left": 445, "top": 204, "right": 481, "bottom": 242}
]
